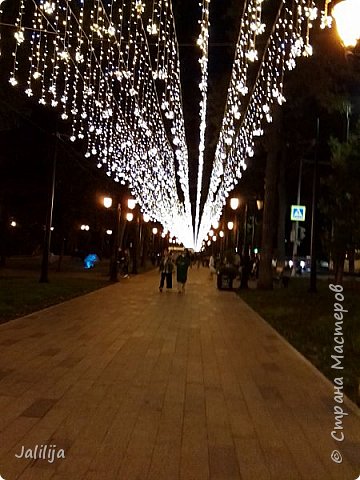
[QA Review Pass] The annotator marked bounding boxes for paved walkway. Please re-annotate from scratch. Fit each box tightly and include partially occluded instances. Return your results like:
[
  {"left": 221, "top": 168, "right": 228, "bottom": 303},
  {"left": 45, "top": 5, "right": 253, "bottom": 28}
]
[{"left": 0, "top": 267, "right": 359, "bottom": 480}]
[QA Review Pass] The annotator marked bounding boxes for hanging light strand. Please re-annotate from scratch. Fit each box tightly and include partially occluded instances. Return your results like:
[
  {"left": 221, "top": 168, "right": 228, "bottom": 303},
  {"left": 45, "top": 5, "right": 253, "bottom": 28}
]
[
  {"left": 196, "top": 0, "right": 319, "bottom": 249},
  {"left": 194, "top": 0, "right": 210, "bottom": 241},
  {"left": 1, "top": 0, "right": 193, "bottom": 246}
]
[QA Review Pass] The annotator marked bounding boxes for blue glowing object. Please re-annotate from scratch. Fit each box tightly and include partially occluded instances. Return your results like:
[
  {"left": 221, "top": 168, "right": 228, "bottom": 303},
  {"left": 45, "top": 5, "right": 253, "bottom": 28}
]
[{"left": 84, "top": 253, "right": 99, "bottom": 269}]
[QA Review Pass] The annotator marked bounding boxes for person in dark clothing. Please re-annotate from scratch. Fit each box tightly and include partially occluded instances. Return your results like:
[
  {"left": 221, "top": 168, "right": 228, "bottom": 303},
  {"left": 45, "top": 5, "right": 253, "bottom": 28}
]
[
  {"left": 176, "top": 250, "right": 191, "bottom": 293},
  {"left": 159, "top": 250, "right": 174, "bottom": 292}
]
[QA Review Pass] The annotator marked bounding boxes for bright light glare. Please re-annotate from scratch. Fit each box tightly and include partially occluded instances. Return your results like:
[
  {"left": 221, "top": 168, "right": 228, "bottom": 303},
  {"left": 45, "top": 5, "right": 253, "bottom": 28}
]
[
  {"left": 219, "top": 230, "right": 224, "bottom": 238},
  {"left": 128, "top": 198, "right": 136, "bottom": 210},
  {"left": 227, "top": 221, "right": 234, "bottom": 230},
  {"left": 103, "top": 197, "right": 112, "bottom": 209},
  {"left": 332, "top": 0, "right": 360, "bottom": 47},
  {"left": 230, "top": 197, "right": 240, "bottom": 210},
  {"left": 212, "top": 220, "right": 219, "bottom": 229},
  {"left": 152, "top": 227, "right": 158, "bottom": 235},
  {"left": 126, "top": 213, "right": 134, "bottom": 221},
  {"left": 143, "top": 214, "right": 150, "bottom": 223},
  {"left": 106, "top": 229, "right": 113, "bottom": 235}
]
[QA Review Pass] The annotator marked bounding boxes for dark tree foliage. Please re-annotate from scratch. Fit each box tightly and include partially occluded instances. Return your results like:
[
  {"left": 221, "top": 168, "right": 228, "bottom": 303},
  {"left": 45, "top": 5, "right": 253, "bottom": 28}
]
[{"left": 321, "top": 125, "right": 360, "bottom": 283}]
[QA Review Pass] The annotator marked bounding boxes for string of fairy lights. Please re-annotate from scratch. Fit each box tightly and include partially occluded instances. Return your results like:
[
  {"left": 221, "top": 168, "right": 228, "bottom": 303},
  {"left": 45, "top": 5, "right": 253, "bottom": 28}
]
[
  {"left": 0, "top": 0, "right": 193, "bottom": 247},
  {"left": 0, "top": 0, "right": 343, "bottom": 251},
  {"left": 195, "top": 0, "right": 335, "bottom": 250},
  {"left": 194, "top": 0, "right": 210, "bottom": 238}
]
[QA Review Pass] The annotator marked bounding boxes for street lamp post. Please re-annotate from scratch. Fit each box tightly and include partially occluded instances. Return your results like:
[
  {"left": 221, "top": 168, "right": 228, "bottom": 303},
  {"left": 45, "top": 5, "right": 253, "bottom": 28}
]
[
  {"left": 243, "top": 202, "right": 248, "bottom": 256},
  {"left": 230, "top": 197, "right": 240, "bottom": 252},
  {"left": 152, "top": 227, "right": 158, "bottom": 255},
  {"left": 104, "top": 196, "right": 122, "bottom": 282},
  {"left": 309, "top": 118, "right": 320, "bottom": 293},
  {"left": 126, "top": 198, "right": 138, "bottom": 274},
  {"left": 40, "top": 133, "right": 58, "bottom": 283}
]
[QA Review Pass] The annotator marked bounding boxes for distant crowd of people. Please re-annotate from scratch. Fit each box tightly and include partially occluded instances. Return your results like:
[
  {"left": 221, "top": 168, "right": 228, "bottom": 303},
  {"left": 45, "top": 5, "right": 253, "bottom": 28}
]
[
  {"left": 156, "top": 248, "right": 262, "bottom": 293},
  {"left": 208, "top": 251, "right": 260, "bottom": 289}
]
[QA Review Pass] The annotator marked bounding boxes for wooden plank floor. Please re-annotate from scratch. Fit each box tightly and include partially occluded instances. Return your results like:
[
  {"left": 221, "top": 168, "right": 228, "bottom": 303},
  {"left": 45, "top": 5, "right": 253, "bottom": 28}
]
[{"left": 0, "top": 267, "right": 359, "bottom": 480}]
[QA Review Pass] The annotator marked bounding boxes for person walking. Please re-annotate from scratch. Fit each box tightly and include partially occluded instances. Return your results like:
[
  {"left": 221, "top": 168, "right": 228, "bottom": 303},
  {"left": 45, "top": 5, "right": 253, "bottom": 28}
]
[
  {"left": 176, "top": 250, "right": 191, "bottom": 293},
  {"left": 209, "top": 254, "right": 216, "bottom": 279},
  {"left": 159, "top": 250, "right": 174, "bottom": 292}
]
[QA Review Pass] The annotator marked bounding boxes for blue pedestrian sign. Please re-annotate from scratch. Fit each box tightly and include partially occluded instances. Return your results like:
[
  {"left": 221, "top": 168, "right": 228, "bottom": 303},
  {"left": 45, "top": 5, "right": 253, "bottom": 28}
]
[{"left": 291, "top": 205, "right": 306, "bottom": 222}]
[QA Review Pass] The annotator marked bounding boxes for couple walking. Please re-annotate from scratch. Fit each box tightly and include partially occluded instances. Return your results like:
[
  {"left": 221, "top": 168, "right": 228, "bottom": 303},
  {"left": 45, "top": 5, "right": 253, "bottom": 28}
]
[{"left": 159, "top": 249, "right": 191, "bottom": 293}]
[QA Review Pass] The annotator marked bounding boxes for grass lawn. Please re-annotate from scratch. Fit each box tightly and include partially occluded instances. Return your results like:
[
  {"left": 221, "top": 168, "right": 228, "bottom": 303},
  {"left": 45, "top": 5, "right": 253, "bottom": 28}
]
[
  {"left": 0, "top": 256, "right": 111, "bottom": 323},
  {"left": 237, "top": 277, "right": 360, "bottom": 405}
]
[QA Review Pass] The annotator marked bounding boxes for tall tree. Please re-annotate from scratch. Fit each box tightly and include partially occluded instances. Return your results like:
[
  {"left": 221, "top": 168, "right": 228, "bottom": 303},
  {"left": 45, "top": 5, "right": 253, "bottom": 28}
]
[
  {"left": 258, "top": 106, "right": 282, "bottom": 290},
  {"left": 321, "top": 125, "right": 360, "bottom": 284}
]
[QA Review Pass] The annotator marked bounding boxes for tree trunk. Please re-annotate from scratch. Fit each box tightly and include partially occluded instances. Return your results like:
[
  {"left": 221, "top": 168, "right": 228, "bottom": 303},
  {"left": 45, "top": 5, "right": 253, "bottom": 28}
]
[
  {"left": 258, "top": 108, "right": 282, "bottom": 290},
  {"left": 57, "top": 234, "right": 65, "bottom": 272},
  {"left": 334, "top": 250, "right": 345, "bottom": 285},
  {"left": 276, "top": 146, "right": 287, "bottom": 269},
  {"left": 348, "top": 246, "right": 355, "bottom": 274}
]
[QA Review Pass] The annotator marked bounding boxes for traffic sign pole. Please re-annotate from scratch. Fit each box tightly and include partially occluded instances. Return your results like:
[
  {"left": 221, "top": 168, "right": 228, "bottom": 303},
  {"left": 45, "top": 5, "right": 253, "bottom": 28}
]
[{"left": 292, "top": 159, "right": 302, "bottom": 274}]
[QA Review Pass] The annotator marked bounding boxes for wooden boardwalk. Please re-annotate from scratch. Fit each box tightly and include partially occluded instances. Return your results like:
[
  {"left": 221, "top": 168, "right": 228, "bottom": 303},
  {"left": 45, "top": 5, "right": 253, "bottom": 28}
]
[{"left": 0, "top": 267, "right": 359, "bottom": 480}]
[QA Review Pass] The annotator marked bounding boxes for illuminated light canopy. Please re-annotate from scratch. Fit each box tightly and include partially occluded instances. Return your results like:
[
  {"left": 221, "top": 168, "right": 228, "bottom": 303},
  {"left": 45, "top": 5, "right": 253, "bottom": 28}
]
[
  {"left": 194, "top": 0, "right": 211, "bottom": 238},
  {"left": 0, "top": 0, "right": 335, "bottom": 251},
  {"left": 219, "top": 230, "right": 224, "bottom": 238},
  {"left": 196, "top": 0, "right": 322, "bottom": 250},
  {"left": 152, "top": 227, "right": 158, "bottom": 235},
  {"left": 126, "top": 212, "right": 134, "bottom": 222},
  {"left": 227, "top": 221, "right": 234, "bottom": 231},
  {"left": 0, "top": 0, "right": 193, "bottom": 248}
]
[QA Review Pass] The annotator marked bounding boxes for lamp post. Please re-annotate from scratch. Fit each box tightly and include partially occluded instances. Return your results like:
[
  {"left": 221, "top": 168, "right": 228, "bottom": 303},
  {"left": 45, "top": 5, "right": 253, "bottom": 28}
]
[
  {"left": 230, "top": 196, "right": 248, "bottom": 254},
  {"left": 152, "top": 227, "right": 158, "bottom": 254},
  {"left": 104, "top": 196, "right": 122, "bottom": 282},
  {"left": 230, "top": 197, "right": 240, "bottom": 252},
  {"left": 309, "top": 118, "right": 320, "bottom": 293},
  {"left": 40, "top": 133, "right": 58, "bottom": 283},
  {"left": 327, "top": 1, "right": 359, "bottom": 280},
  {"left": 126, "top": 198, "right": 139, "bottom": 274},
  {"left": 251, "top": 199, "right": 263, "bottom": 252}
]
